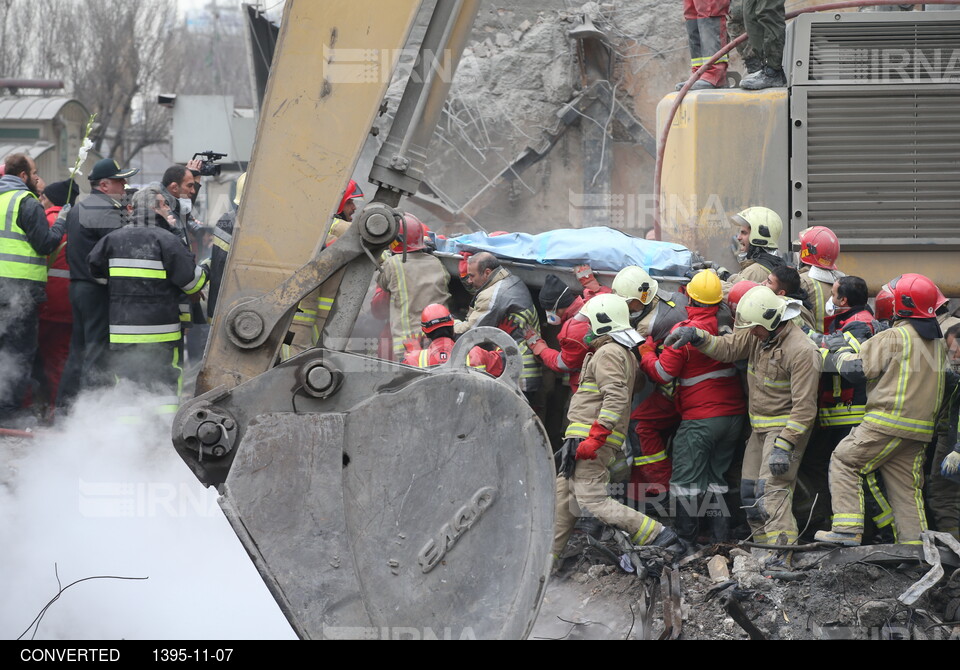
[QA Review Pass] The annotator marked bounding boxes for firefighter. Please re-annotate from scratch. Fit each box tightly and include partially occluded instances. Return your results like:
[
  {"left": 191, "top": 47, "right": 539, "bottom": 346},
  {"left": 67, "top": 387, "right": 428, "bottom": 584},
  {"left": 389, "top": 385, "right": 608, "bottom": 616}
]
[
  {"left": 721, "top": 206, "right": 786, "bottom": 285},
  {"left": 796, "top": 225, "right": 843, "bottom": 333},
  {"left": 639, "top": 270, "right": 747, "bottom": 544},
  {"left": 524, "top": 274, "right": 590, "bottom": 392},
  {"left": 286, "top": 179, "right": 365, "bottom": 358},
  {"left": 762, "top": 264, "right": 817, "bottom": 333},
  {"left": 207, "top": 171, "right": 245, "bottom": 319},
  {"left": 732, "top": 0, "right": 787, "bottom": 90},
  {"left": 665, "top": 285, "right": 821, "bottom": 563},
  {"left": 401, "top": 303, "right": 503, "bottom": 376},
  {"left": 553, "top": 294, "right": 681, "bottom": 559},
  {"left": 87, "top": 183, "right": 208, "bottom": 422},
  {"left": 677, "top": 0, "right": 731, "bottom": 91},
  {"left": 937, "top": 323, "right": 960, "bottom": 540},
  {"left": 816, "top": 273, "right": 947, "bottom": 546},
  {"left": 374, "top": 214, "right": 451, "bottom": 361}
]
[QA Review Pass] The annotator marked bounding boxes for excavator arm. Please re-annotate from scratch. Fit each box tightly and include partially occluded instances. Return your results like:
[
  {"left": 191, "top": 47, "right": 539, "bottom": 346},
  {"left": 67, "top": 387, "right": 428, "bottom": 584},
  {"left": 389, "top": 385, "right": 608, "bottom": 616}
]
[{"left": 171, "top": 0, "right": 554, "bottom": 639}]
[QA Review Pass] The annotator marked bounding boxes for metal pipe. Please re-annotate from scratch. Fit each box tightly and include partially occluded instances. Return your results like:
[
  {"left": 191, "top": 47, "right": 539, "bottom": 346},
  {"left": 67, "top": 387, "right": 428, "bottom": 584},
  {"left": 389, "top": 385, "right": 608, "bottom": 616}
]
[
  {"left": 653, "top": 0, "right": 960, "bottom": 241},
  {"left": 0, "top": 79, "right": 64, "bottom": 90}
]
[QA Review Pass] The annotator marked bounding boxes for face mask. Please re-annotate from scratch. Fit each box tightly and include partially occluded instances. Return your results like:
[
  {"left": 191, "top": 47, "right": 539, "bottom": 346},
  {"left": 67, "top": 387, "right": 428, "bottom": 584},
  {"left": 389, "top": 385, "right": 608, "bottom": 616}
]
[
  {"left": 179, "top": 198, "right": 192, "bottom": 215},
  {"left": 825, "top": 297, "right": 848, "bottom": 317},
  {"left": 545, "top": 311, "right": 561, "bottom": 326}
]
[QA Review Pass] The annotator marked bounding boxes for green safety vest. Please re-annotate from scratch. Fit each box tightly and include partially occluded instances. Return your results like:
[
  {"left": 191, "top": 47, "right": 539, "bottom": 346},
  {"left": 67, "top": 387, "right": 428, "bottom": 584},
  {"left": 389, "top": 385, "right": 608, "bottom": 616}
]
[{"left": 0, "top": 189, "right": 47, "bottom": 282}]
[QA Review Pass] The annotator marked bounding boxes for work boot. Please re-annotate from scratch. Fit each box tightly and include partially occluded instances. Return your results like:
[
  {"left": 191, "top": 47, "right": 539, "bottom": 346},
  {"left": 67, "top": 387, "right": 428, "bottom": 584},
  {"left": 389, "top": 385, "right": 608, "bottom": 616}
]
[
  {"left": 740, "top": 65, "right": 787, "bottom": 90},
  {"left": 814, "top": 529, "right": 863, "bottom": 546},
  {"left": 675, "top": 79, "right": 720, "bottom": 91}
]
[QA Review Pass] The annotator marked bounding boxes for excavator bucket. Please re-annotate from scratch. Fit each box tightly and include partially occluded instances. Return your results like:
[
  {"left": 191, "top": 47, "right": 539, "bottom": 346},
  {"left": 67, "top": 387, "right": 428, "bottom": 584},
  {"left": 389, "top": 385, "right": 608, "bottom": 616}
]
[{"left": 176, "top": 332, "right": 555, "bottom": 639}]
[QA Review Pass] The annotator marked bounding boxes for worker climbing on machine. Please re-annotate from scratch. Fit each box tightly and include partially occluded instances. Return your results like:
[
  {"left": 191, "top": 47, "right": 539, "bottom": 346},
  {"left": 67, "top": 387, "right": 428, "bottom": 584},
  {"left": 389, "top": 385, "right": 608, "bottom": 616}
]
[
  {"left": 553, "top": 293, "right": 682, "bottom": 563},
  {"left": 719, "top": 206, "right": 786, "bottom": 285},
  {"left": 372, "top": 213, "right": 451, "bottom": 361},
  {"left": 796, "top": 225, "right": 844, "bottom": 334},
  {"left": 665, "top": 285, "right": 820, "bottom": 567},
  {"left": 638, "top": 270, "right": 746, "bottom": 547},
  {"left": 816, "top": 273, "right": 947, "bottom": 547},
  {"left": 401, "top": 303, "right": 503, "bottom": 376},
  {"left": 676, "top": 0, "right": 730, "bottom": 90}
]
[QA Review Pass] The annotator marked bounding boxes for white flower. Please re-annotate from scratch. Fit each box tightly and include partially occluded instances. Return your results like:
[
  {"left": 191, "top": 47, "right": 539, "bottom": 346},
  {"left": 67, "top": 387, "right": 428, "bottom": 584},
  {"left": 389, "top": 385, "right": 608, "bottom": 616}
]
[
  {"left": 81, "top": 138, "right": 94, "bottom": 152},
  {"left": 69, "top": 168, "right": 83, "bottom": 177},
  {"left": 77, "top": 148, "right": 89, "bottom": 164}
]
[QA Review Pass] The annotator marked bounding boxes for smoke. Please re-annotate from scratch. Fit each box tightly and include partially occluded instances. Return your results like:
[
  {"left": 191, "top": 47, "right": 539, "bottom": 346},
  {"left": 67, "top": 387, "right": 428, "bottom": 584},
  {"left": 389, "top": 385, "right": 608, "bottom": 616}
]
[{"left": 0, "top": 384, "right": 296, "bottom": 640}]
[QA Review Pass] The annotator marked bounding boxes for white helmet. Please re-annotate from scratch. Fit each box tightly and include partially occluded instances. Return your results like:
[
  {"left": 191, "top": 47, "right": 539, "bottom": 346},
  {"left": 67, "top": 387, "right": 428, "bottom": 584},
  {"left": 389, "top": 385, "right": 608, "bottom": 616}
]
[
  {"left": 612, "top": 266, "right": 658, "bottom": 305},
  {"left": 734, "top": 285, "right": 793, "bottom": 331},
  {"left": 733, "top": 206, "right": 782, "bottom": 250},
  {"left": 582, "top": 294, "right": 633, "bottom": 336}
]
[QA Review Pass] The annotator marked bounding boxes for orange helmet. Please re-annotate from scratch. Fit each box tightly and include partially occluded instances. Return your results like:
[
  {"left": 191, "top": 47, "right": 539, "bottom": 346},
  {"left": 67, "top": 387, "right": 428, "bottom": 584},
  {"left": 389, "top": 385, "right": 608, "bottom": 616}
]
[
  {"left": 798, "top": 226, "right": 840, "bottom": 270},
  {"left": 337, "top": 179, "right": 364, "bottom": 216},
  {"left": 874, "top": 283, "right": 894, "bottom": 322},
  {"left": 889, "top": 273, "right": 947, "bottom": 319},
  {"left": 390, "top": 213, "right": 427, "bottom": 253},
  {"left": 421, "top": 303, "right": 453, "bottom": 334},
  {"left": 727, "top": 280, "right": 759, "bottom": 311}
]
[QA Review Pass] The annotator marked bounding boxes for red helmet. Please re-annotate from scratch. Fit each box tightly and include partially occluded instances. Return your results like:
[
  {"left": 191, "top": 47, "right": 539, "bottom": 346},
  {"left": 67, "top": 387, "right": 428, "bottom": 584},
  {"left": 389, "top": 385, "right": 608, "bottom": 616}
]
[
  {"left": 889, "top": 273, "right": 947, "bottom": 319},
  {"left": 421, "top": 303, "right": 453, "bottom": 334},
  {"left": 390, "top": 213, "right": 427, "bottom": 253},
  {"left": 798, "top": 226, "right": 839, "bottom": 270},
  {"left": 727, "top": 280, "right": 759, "bottom": 310},
  {"left": 874, "top": 283, "right": 895, "bottom": 322},
  {"left": 337, "top": 179, "right": 364, "bottom": 216}
]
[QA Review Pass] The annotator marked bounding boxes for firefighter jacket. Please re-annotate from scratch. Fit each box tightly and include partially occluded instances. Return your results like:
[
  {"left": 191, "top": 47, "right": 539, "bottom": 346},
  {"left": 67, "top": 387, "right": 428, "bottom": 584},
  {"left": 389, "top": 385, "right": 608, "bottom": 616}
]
[
  {"left": 377, "top": 251, "right": 451, "bottom": 359},
  {"left": 799, "top": 265, "right": 843, "bottom": 333},
  {"left": 832, "top": 319, "right": 946, "bottom": 442},
  {"left": 696, "top": 321, "right": 821, "bottom": 452},
  {"left": 0, "top": 176, "right": 64, "bottom": 300},
  {"left": 729, "top": 248, "right": 784, "bottom": 285},
  {"left": 641, "top": 304, "right": 745, "bottom": 420},
  {"left": 65, "top": 189, "right": 125, "bottom": 284},
  {"left": 564, "top": 336, "right": 637, "bottom": 452},
  {"left": 635, "top": 290, "right": 689, "bottom": 341},
  {"left": 454, "top": 266, "right": 541, "bottom": 391},
  {"left": 817, "top": 306, "right": 879, "bottom": 428},
  {"left": 537, "top": 295, "right": 590, "bottom": 391},
  {"left": 401, "top": 336, "right": 504, "bottom": 377},
  {"left": 88, "top": 220, "right": 208, "bottom": 346}
]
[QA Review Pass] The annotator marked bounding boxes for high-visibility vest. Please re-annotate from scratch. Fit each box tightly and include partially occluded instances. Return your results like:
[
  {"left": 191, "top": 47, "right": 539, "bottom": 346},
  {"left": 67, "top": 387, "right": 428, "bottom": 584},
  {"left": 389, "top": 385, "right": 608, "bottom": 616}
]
[{"left": 0, "top": 189, "right": 47, "bottom": 282}]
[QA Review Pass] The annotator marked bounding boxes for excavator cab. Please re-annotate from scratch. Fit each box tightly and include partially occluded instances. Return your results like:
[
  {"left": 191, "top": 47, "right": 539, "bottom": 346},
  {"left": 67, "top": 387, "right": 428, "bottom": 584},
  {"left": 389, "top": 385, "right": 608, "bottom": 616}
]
[{"left": 171, "top": 0, "right": 554, "bottom": 639}]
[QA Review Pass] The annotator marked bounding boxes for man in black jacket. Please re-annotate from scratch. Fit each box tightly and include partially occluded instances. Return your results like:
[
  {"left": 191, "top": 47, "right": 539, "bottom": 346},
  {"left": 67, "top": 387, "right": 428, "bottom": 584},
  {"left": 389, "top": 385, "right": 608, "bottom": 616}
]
[
  {"left": 57, "top": 158, "right": 139, "bottom": 409},
  {"left": 0, "top": 153, "right": 66, "bottom": 426}
]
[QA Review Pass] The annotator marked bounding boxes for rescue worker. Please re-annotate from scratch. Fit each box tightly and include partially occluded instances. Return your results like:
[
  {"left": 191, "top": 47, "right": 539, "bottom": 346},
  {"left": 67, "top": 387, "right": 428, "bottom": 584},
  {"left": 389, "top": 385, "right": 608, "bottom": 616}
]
[
  {"left": 731, "top": 0, "right": 787, "bottom": 90},
  {"left": 677, "top": 0, "right": 731, "bottom": 90},
  {"left": 401, "top": 303, "right": 504, "bottom": 376},
  {"left": 763, "top": 264, "right": 817, "bottom": 332},
  {"left": 524, "top": 274, "right": 590, "bottom": 392},
  {"left": 457, "top": 252, "right": 541, "bottom": 397},
  {"left": 207, "top": 171, "right": 245, "bottom": 319},
  {"left": 0, "top": 154, "right": 66, "bottom": 427},
  {"left": 666, "top": 285, "right": 821, "bottom": 562},
  {"left": 373, "top": 214, "right": 451, "bottom": 361},
  {"left": 816, "top": 273, "right": 947, "bottom": 546},
  {"left": 553, "top": 294, "right": 681, "bottom": 560},
  {"left": 796, "top": 225, "right": 843, "bottom": 334},
  {"left": 286, "top": 179, "right": 364, "bottom": 357},
  {"left": 722, "top": 206, "right": 785, "bottom": 285},
  {"left": 639, "top": 270, "right": 747, "bottom": 545},
  {"left": 87, "top": 183, "right": 209, "bottom": 422}
]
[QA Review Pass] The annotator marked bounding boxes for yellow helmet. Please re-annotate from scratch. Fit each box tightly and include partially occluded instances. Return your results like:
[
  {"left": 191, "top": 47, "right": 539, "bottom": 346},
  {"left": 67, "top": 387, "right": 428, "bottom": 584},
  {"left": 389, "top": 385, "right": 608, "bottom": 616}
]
[
  {"left": 734, "top": 285, "right": 788, "bottom": 331},
  {"left": 612, "top": 266, "right": 658, "bottom": 305},
  {"left": 686, "top": 269, "right": 722, "bottom": 305},
  {"left": 733, "top": 206, "right": 782, "bottom": 250},
  {"left": 233, "top": 172, "right": 247, "bottom": 206}
]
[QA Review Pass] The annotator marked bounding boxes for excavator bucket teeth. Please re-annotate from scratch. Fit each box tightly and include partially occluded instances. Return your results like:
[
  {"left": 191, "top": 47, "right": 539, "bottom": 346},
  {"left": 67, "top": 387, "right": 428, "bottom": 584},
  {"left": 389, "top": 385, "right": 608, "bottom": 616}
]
[{"left": 217, "top": 370, "right": 554, "bottom": 639}]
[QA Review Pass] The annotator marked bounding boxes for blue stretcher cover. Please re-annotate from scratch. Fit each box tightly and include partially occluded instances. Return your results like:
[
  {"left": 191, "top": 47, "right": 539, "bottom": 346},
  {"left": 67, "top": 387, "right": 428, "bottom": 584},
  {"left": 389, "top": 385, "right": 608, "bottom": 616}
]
[{"left": 434, "top": 227, "right": 693, "bottom": 277}]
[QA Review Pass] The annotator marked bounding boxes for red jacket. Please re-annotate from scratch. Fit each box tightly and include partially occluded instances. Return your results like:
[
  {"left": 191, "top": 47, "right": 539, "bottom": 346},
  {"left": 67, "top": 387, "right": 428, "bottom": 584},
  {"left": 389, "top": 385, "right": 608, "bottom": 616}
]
[
  {"left": 401, "top": 337, "right": 504, "bottom": 377},
  {"left": 818, "top": 305, "right": 878, "bottom": 412},
  {"left": 39, "top": 206, "right": 71, "bottom": 323},
  {"left": 640, "top": 304, "right": 745, "bottom": 420},
  {"left": 538, "top": 295, "right": 591, "bottom": 391}
]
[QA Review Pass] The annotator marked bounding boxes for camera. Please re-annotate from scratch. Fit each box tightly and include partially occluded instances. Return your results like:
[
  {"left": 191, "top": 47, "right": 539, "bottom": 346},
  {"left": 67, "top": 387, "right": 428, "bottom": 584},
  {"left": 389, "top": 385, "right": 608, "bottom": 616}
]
[{"left": 193, "top": 150, "right": 227, "bottom": 177}]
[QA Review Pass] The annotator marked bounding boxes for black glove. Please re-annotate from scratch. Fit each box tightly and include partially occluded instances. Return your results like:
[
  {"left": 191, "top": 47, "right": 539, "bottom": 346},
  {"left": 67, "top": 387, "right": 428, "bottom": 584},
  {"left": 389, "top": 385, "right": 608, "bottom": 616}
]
[
  {"left": 716, "top": 266, "right": 731, "bottom": 281},
  {"left": 559, "top": 438, "right": 579, "bottom": 479},
  {"left": 821, "top": 332, "right": 849, "bottom": 353},
  {"left": 768, "top": 445, "right": 791, "bottom": 477},
  {"left": 664, "top": 326, "right": 704, "bottom": 350}
]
